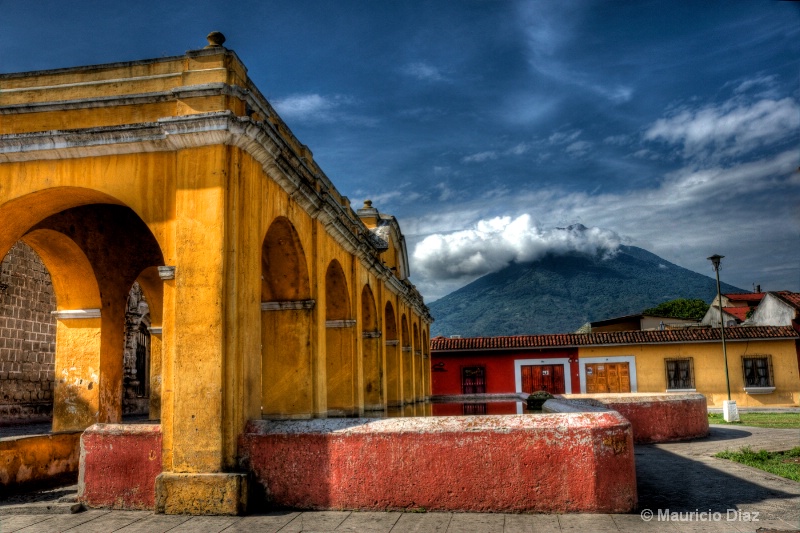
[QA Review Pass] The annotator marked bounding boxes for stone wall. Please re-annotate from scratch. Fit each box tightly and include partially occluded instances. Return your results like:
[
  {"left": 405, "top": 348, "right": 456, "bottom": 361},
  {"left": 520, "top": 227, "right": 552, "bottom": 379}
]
[{"left": 0, "top": 242, "right": 56, "bottom": 423}]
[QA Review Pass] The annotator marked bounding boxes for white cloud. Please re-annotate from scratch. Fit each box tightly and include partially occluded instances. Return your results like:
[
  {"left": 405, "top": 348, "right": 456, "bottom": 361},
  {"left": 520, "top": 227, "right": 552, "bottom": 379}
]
[
  {"left": 731, "top": 75, "right": 778, "bottom": 95},
  {"left": 401, "top": 62, "right": 445, "bottom": 82},
  {"left": 603, "top": 134, "right": 631, "bottom": 146},
  {"left": 644, "top": 97, "right": 800, "bottom": 161},
  {"left": 272, "top": 94, "right": 335, "bottom": 120},
  {"left": 548, "top": 129, "right": 581, "bottom": 145},
  {"left": 462, "top": 142, "right": 533, "bottom": 163},
  {"left": 565, "top": 140, "right": 592, "bottom": 156},
  {"left": 272, "top": 93, "right": 376, "bottom": 126},
  {"left": 406, "top": 148, "right": 799, "bottom": 300},
  {"left": 508, "top": 143, "right": 530, "bottom": 155},
  {"left": 412, "top": 215, "right": 621, "bottom": 283},
  {"left": 462, "top": 150, "right": 498, "bottom": 163}
]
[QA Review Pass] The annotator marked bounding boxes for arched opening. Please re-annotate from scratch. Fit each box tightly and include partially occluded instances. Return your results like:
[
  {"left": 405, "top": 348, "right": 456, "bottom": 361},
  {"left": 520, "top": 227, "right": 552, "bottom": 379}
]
[
  {"left": 122, "top": 282, "right": 150, "bottom": 416},
  {"left": 413, "top": 322, "right": 422, "bottom": 402},
  {"left": 134, "top": 266, "right": 164, "bottom": 421},
  {"left": 361, "top": 285, "right": 381, "bottom": 410},
  {"left": 401, "top": 314, "right": 413, "bottom": 405},
  {"left": 422, "top": 329, "right": 430, "bottom": 398},
  {"left": 384, "top": 302, "right": 401, "bottom": 408},
  {"left": 260, "top": 217, "right": 314, "bottom": 418},
  {"left": 325, "top": 259, "right": 355, "bottom": 416},
  {"left": 0, "top": 196, "right": 166, "bottom": 432}
]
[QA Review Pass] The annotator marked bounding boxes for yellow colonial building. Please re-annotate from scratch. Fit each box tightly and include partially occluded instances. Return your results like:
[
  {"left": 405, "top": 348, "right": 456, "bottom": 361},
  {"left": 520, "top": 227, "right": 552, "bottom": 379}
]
[
  {"left": 577, "top": 326, "right": 799, "bottom": 407},
  {"left": 0, "top": 33, "right": 431, "bottom": 512}
]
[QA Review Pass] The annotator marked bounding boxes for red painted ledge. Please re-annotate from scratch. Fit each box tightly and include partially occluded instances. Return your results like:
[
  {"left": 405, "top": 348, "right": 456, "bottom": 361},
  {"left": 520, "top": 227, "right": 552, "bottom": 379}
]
[{"left": 78, "top": 424, "right": 162, "bottom": 510}]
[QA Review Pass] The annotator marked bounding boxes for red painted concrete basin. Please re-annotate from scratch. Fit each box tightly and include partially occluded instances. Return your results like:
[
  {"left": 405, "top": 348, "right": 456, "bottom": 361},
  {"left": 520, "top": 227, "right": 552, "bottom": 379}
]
[
  {"left": 78, "top": 424, "right": 162, "bottom": 510},
  {"left": 240, "top": 414, "right": 637, "bottom": 513},
  {"left": 558, "top": 393, "right": 709, "bottom": 443}
]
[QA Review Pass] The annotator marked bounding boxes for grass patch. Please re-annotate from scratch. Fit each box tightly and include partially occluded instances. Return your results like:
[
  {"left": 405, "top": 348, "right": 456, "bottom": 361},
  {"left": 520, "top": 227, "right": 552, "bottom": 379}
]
[
  {"left": 715, "top": 446, "right": 800, "bottom": 482},
  {"left": 708, "top": 412, "right": 800, "bottom": 429}
]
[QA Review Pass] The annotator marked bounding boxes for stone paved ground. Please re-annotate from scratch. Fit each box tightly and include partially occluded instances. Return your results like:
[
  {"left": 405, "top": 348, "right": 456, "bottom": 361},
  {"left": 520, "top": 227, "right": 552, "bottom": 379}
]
[{"left": 1, "top": 424, "right": 798, "bottom": 532}]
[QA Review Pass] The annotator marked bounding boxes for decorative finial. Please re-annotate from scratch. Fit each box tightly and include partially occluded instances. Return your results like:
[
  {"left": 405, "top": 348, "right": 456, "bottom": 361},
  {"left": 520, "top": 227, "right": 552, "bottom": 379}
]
[
  {"left": 206, "top": 31, "right": 226, "bottom": 48},
  {"left": 364, "top": 199, "right": 373, "bottom": 208}
]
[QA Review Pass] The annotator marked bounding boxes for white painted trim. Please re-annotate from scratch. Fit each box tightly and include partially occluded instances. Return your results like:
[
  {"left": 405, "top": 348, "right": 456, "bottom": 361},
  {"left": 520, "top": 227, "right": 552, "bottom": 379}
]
[
  {"left": 362, "top": 330, "right": 382, "bottom": 339},
  {"left": 744, "top": 387, "right": 776, "bottom": 395},
  {"left": 513, "top": 358, "right": 573, "bottom": 395},
  {"left": 666, "top": 388, "right": 696, "bottom": 392},
  {"left": 51, "top": 308, "right": 101, "bottom": 319},
  {"left": 148, "top": 327, "right": 163, "bottom": 335},
  {"left": 579, "top": 356, "right": 638, "bottom": 393},
  {"left": 261, "top": 300, "right": 315, "bottom": 311},
  {"left": 1, "top": 72, "right": 181, "bottom": 94},
  {"left": 157, "top": 266, "right": 175, "bottom": 280},
  {"left": 401, "top": 347, "right": 412, "bottom": 352},
  {"left": 385, "top": 340, "right": 400, "bottom": 346},
  {"left": 325, "top": 319, "right": 356, "bottom": 328}
]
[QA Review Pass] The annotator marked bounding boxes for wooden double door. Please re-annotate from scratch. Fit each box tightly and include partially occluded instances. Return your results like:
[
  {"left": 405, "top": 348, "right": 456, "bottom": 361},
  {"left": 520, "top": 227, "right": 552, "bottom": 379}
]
[
  {"left": 521, "top": 364, "right": 565, "bottom": 394},
  {"left": 585, "top": 362, "right": 631, "bottom": 393}
]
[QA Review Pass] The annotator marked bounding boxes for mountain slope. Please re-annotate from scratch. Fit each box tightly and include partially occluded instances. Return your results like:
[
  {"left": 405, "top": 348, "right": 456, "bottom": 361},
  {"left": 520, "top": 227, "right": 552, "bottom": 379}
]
[{"left": 428, "top": 245, "right": 744, "bottom": 337}]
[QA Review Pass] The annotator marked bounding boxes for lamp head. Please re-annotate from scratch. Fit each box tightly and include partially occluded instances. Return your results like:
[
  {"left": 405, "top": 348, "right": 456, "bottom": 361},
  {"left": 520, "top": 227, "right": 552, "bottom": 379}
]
[{"left": 707, "top": 254, "right": 724, "bottom": 270}]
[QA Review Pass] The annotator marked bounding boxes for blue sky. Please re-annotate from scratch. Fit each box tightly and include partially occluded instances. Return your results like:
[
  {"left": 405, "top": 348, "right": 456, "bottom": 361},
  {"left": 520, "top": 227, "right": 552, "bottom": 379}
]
[{"left": 2, "top": 1, "right": 799, "bottom": 301}]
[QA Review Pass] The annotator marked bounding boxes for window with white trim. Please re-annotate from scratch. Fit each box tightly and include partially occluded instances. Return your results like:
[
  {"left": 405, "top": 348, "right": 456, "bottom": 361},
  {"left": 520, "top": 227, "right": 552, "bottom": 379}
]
[
  {"left": 664, "top": 358, "right": 694, "bottom": 390},
  {"left": 742, "top": 356, "right": 774, "bottom": 388}
]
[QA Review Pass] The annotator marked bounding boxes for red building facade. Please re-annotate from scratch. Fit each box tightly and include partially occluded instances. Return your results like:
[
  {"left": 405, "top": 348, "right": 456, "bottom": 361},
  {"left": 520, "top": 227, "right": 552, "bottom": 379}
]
[{"left": 430, "top": 336, "right": 580, "bottom": 396}]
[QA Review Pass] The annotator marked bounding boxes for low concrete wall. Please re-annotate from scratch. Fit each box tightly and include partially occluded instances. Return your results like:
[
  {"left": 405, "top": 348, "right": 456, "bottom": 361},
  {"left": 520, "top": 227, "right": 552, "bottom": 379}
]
[
  {"left": 557, "top": 393, "right": 709, "bottom": 443},
  {"left": 0, "top": 431, "right": 81, "bottom": 494},
  {"left": 240, "top": 414, "right": 637, "bottom": 513},
  {"left": 78, "top": 424, "right": 162, "bottom": 510}
]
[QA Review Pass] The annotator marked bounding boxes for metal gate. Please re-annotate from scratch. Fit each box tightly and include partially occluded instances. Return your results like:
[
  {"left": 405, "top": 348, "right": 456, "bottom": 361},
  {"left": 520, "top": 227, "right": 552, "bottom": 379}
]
[{"left": 134, "top": 325, "right": 150, "bottom": 397}]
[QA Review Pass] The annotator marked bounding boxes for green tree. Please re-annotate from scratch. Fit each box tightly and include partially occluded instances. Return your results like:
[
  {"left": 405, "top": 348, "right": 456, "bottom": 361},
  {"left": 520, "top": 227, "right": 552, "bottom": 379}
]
[{"left": 643, "top": 298, "right": 708, "bottom": 320}]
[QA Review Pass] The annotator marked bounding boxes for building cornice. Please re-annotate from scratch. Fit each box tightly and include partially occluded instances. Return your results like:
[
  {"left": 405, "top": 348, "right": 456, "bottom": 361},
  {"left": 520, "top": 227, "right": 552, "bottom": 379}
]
[{"left": 0, "top": 109, "right": 432, "bottom": 322}]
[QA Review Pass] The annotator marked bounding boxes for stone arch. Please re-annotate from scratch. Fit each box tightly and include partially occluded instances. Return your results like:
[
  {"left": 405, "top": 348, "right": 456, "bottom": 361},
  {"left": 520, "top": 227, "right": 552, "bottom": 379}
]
[
  {"left": 261, "top": 216, "right": 311, "bottom": 301},
  {"left": 384, "top": 302, "right": 401, "bottom": 407},
  {"left": 401, "top": 314, "right": 413, "bottom": 404},
  {"left": 325, "top": 259, "right": 355, "bottom": 416},
  {"left": 2, "top": 199, "right": 166, "bottom": 432},
  {"left": 261, "top": 217, "right": 314, "bottom": 418},
  {"left": 21, "top": 230, "right": 101, "bottom": 311},
  {"left": 361, "top": 285, "right": 381, "bottom": 410},
  {"left": 0, "top": 187, "right": 134, "bottom": 262},
  {"left": 413, "top": 322, "right": 422, "bottom": 402}
]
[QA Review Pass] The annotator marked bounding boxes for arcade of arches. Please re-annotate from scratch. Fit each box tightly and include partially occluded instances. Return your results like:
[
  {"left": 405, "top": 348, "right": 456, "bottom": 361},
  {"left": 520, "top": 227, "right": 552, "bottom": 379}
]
[{"left": 0, "top": 35, "right": 432, "bottom": 513}]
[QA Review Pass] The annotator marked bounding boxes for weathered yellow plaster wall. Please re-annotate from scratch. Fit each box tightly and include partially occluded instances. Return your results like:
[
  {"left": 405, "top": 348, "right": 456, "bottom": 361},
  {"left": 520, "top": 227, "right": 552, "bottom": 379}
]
[
  {"left": 0, "top": 432, "right": 82, "bottom": 493},
  {"left": 52, "top": 318, "right": 101, "bottom": 432},
  {"left": 1, "top": 41, "right": 433, "bottom": 514}
]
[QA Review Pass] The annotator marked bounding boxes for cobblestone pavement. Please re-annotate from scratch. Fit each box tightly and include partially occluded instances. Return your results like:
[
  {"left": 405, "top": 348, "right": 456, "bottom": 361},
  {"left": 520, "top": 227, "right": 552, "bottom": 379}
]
[{"left": 1, "top": 424, "right": 798, "bottom": 532}]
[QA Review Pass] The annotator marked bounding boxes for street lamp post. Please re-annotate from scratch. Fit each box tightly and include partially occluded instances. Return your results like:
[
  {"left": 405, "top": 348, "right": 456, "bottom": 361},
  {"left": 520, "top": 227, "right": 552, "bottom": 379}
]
[{"left": 708, "top": 254, "right": 739, "bottom": 422}]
